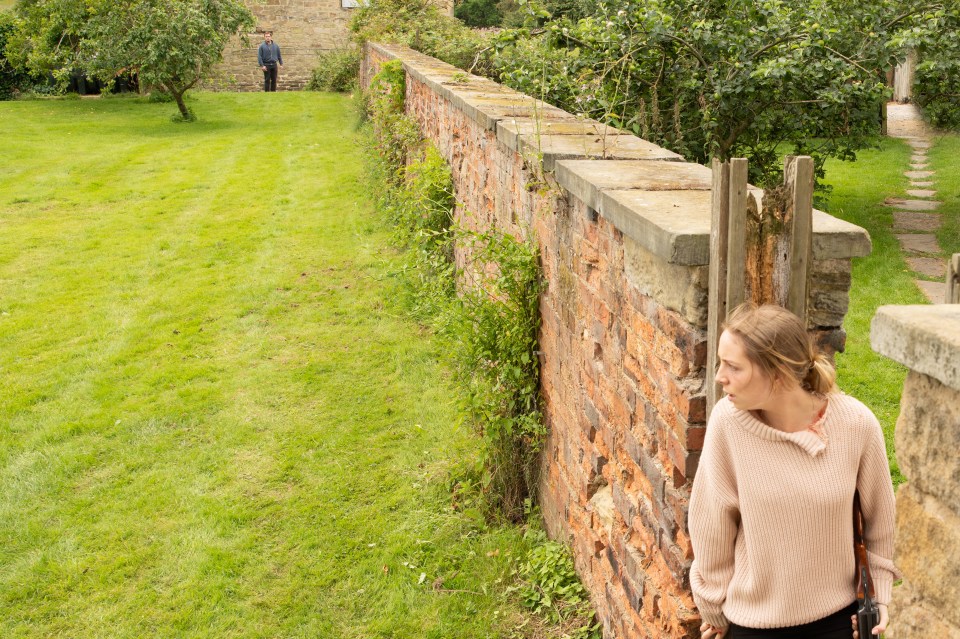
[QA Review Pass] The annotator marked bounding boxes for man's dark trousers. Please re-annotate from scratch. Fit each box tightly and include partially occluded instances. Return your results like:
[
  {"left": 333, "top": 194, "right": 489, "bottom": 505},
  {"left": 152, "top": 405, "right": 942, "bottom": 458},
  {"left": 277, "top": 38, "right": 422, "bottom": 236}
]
[{"left": 263, "top": 64, "right": 278, "bottom": 92}]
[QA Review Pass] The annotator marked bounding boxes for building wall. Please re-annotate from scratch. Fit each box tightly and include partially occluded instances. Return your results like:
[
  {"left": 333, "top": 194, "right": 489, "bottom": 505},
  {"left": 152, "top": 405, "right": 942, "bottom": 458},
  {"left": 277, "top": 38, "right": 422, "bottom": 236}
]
[
  {"left": 362, "top": 42, "right": 871, "bottom": 638},
  {"left": 215, "top": 0, "right": 358, "bottom": 91}
]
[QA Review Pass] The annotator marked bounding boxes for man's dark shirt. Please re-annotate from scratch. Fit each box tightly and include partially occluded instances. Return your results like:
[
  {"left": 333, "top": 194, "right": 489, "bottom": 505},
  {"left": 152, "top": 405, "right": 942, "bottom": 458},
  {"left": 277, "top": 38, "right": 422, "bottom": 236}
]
[{"left": 258, "top": 42, "right": 282, "bottom": 67}]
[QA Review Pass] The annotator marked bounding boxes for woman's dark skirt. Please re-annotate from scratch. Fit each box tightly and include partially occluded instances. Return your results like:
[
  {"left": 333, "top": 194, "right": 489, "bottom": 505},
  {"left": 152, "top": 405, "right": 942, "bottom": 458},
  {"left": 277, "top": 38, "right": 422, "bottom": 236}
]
[{"left": 727, "top": 602, "right": 858, "bottom": 639}]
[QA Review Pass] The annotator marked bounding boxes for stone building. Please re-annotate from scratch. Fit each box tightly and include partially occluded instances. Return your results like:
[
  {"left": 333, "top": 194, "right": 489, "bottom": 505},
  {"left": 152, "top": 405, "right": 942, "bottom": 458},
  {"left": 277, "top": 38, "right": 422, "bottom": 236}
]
[
  {"left": 215, "top": 0, "right": 359, "bottom": 91},
  {"left": 216, "top": 0, "right": 454, "bottom": 92}
]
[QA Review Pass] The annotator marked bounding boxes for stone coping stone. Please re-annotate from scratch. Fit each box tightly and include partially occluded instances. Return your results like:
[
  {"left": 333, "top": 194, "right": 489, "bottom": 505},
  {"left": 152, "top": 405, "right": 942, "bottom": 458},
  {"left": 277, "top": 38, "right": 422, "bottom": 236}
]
[
  {"left": 521, "top": 134, "right": 682, "bottom": 172},
  {"left": 370, "top": 42, "right": 871, "bottom": 266},
  {"left": 557, "top": 160, "right": 871, "bottom": 264},
  {"left": 872, "top": 305, "right": 960, "bottom": 391},
  {"left": 453, "top": 95, "right": 572, "bottom": 131},
  {"left": 556, "top": 160, "right": 714, "bottom": 208},
  {"left": 596, "top": 188, "right": 870, "bottom": 266},
  {"left": 496, "top": 118, "right": 620, "bottom": 151}
]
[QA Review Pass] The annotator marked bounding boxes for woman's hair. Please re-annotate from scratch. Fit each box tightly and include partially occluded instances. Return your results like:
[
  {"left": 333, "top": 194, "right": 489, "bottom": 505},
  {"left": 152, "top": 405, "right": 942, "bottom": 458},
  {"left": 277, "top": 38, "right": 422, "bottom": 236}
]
[{"left": 723, "top": 303, "right": 837, "bottom": 394}]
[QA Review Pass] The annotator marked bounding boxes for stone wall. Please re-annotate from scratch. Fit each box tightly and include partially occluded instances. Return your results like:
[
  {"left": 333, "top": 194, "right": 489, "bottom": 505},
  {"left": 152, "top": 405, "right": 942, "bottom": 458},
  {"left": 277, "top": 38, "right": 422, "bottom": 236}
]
[
  {"left": 871, "top": 305, "right": 960, "bottom": 639},
  {"left": 215, "top": 0, "right": 357, "bottom": 91},
  {"left": 362, "top": 42, "right": 871, "bottom": 638},
  {"left": 214, "top": 0, "right": 456, "bottom": 92}
]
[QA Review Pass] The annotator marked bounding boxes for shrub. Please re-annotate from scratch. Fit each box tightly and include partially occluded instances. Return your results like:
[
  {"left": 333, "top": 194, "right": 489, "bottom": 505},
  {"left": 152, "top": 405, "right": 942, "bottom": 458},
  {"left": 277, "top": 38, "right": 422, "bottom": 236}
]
[
  {"left": 910, "top": 8, "right": 960, "bottom": 130},
  {"left": 454, "top": 0, "right": 502, "bottom": 28},
  {"left": 0, "top": 12, "right": 37, "bottom": 100},
  {"left": 350, "top": 0, "right": 495, "bottom": 76},
  {"left": 307, "top": 47, "right": 361, "bottom": 93}
]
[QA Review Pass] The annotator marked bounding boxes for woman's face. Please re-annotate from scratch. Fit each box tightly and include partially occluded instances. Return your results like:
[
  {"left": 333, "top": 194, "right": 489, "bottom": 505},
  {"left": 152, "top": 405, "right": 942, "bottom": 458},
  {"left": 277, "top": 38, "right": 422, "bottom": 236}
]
[{"left": 716, "top": 330, "right": 775, "bottom": 412}]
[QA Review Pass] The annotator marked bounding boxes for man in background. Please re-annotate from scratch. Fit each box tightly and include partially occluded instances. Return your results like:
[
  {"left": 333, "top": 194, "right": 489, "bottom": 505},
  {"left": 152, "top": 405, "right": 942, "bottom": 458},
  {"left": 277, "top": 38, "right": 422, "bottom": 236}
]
[{"left": 258, "top": 31, "right": 283, "bottom": 92}]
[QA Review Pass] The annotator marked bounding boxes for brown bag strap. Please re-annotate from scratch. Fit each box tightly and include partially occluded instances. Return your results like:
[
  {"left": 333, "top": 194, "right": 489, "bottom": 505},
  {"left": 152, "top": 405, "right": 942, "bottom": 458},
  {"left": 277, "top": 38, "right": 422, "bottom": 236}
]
[{"left": 853, "top": 490, "right": 876, "bottom": 599}]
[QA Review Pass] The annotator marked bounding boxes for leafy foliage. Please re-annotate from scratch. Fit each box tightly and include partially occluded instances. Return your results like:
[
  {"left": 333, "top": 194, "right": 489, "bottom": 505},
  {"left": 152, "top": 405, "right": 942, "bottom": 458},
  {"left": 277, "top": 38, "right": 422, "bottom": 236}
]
[
  {"left": 489, "top": 0, "right": 947, "bottom": 186},
  {"left": 350, "top": 0, "right": 496, "bottom": 76},
  {"left": 905, "top": 5, "right": 960, "bottom": 129},
  {"left": 306, "top": 46, "right": 362, "bottom": 93},
  {"left": 0, "top": 12, "right": 35, "bottom": 100},
  {"left": 508, "top": 528, "right": 601, "bottom": 639},
  {"left": 454, "top": 0, "right": 503, "bottom": 28},
  {"left": 7, "top": 0, "right": 254, "bottom": 119},
  {"left": 362, "top": 60, "right": 546, "bottom": 523}
]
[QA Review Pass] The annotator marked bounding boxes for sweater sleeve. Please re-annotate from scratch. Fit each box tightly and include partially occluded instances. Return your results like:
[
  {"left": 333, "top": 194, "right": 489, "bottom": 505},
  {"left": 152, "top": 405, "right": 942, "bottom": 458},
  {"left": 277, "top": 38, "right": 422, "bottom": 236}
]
[
  {"left": 857, "top": 410, "right": 901, "bottom": 605},
  {"left": 689, "top": 407, "right": 740, "bottom": 629},
  {"left": 277, "top": 45, "right": 282, "bottom": 65},
  {"left": 257, "top": 44, "right": 264, "bottom": 67}
]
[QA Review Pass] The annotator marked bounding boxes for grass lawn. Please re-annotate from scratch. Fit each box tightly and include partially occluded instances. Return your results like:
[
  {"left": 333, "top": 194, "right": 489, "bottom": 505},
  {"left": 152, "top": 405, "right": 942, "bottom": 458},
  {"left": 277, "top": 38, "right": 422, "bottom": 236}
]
[
  {"left": 0, "top": 92, "right": 531, "bottom": 638},
  {"left": 928, "top": 132, "right": 960, "bottom": 257},
  {"left": 821, "top": 137, "right": 935, "bottom": 483}
]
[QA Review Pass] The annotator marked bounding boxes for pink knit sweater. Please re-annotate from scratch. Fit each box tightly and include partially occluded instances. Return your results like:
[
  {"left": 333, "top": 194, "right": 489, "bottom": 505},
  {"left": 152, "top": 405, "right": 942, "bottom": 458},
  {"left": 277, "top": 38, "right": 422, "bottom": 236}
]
[{"left": 689, "top": 394, "right": 900, "bottom": 629}]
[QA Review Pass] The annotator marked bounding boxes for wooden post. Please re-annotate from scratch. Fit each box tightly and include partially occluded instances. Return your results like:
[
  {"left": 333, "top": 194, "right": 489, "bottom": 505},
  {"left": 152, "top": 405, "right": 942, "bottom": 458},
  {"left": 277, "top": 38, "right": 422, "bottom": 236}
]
[
  {"left": 727, "top": 159, "right": 749, "bottom": 312},
  {"left": 948, "top": 253, "right": 960, "bottom": 304},
  {"left": 707, "top": 159, "right": 731, "bottom": 417},
  {"left": 785, "top": 156, "right": 814, "bottom": 318}
]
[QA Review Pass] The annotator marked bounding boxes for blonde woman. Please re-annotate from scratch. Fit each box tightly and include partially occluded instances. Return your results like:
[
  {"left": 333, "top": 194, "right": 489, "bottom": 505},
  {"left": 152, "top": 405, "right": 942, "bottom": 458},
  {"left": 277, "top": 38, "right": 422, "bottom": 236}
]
[{"left": 690, "top": 304, "right": 899, "bottom": 638}]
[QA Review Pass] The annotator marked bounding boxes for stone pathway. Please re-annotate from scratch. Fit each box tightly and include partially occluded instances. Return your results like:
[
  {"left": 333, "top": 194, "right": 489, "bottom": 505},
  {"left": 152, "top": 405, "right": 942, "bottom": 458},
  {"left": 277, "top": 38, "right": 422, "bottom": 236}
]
[{"left": 885, "top": 103, "right": 947, "bottom": 303}]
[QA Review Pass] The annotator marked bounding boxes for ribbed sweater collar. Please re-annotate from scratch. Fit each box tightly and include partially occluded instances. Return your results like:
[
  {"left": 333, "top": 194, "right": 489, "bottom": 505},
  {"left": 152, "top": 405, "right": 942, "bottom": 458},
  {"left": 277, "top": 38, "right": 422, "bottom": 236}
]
[{"left": 727, "top": 396, "right": 831, "bottom": 458}]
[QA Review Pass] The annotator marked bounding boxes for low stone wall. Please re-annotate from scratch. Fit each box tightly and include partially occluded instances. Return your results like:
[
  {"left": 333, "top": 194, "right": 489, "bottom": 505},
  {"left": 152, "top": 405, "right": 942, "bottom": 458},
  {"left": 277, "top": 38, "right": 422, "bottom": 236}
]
[
  {"left": 362, "top": 42, "right": 871, "bottom": 638},
  {"left": 871, "top": 306, "right": 960, "bottom": 639}
]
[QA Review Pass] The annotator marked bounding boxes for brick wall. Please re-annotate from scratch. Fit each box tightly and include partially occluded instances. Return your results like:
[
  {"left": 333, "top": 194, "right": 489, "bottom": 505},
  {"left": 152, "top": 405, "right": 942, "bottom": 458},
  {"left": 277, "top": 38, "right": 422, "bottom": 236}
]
[{"left": 362, "top": 43, "right": 871, "bottom": 638}]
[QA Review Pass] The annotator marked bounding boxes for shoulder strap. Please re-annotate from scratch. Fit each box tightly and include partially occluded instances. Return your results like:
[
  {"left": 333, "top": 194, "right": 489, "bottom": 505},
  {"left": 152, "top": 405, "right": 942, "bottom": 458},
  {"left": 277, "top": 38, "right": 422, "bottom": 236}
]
[{"left": 853, "top": 490, "right": 875, "bottom": 599}]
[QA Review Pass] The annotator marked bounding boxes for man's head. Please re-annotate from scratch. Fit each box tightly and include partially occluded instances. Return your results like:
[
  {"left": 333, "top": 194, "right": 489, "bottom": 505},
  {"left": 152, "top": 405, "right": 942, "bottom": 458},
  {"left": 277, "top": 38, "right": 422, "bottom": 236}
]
[{"left": 264, "top": 31, "right": 273, "bottom": 43}]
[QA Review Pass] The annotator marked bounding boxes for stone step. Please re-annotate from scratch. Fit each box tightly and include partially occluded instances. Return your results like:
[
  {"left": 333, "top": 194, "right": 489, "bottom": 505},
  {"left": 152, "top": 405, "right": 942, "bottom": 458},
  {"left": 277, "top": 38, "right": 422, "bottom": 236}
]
[
  {"left": 896, "top": 233, "right": 942, "bottom": 254},
  {"left": 906, "top": 257, "right": 947, "bottom": 278},
  {"left": 910, "top": 181, "right": 935, "bottom": 188},
  {"left": 905, "top": 170, "right": 935, "bottom": 180},
  {"left": 907, "top": 139, "right": 933, "bottom": 150},
  {"left": 905, "top": 189, "right": 937, "bottom": 198},
  {"left": 911, "top": 154, "right": 928, "bottom": 163},
  {"left": 894, "top": 211, "right": 943, "bottom": 232},
  {"left": 885, "top": 197, "right": 941, "bottom": 211},
  {"left": 910, "top": 163, "right": 930, "bottom": 170},
  {"left": 915, "top": 279, "right": 947, "bottom": 304}
]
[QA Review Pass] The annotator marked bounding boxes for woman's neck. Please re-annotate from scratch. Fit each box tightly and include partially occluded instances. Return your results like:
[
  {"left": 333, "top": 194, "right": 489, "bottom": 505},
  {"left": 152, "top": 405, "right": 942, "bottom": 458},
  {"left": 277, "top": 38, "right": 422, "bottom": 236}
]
[{"left": 755, "top": 386, "right": 826, "bottom": 433}]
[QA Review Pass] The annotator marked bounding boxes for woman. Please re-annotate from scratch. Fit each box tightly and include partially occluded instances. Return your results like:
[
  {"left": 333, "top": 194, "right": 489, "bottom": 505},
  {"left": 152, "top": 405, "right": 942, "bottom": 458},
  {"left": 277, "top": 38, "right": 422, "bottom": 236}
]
[{"left": 689, "top": 304, "right": 899, "bottom": 638}]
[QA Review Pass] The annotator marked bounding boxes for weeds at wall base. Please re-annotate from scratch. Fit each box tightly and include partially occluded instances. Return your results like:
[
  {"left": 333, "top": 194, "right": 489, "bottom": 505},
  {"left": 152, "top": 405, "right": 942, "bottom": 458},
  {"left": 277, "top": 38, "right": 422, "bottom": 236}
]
[{"left": 361, "top": 63, "right": 598, "bottom": 638}]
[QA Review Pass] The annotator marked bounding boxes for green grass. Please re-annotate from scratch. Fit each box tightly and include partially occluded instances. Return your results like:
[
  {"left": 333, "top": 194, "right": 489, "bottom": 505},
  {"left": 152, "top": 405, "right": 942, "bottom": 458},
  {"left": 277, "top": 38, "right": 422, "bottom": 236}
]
[
  {"left": 928, "top": 132, "right": 960, "bottom": 257},
  {"left": 822, "top": 137, "right": 931, "bottom": 483},
  {"left": 0, "top": 92, "right": 533, "bottom": 638}
]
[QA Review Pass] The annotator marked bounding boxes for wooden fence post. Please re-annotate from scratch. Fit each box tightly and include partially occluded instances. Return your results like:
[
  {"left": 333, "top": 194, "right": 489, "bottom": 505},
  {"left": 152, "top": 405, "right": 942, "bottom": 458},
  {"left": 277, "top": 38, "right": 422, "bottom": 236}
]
[
  {"left": 948, "top": 253, "right": 960, "bottom": 304},
  {"left": 706, "top": 156, "right": 815, "bottom": 419},
  {"left": 784, "top": 156, "right": 814, "bottom": 317},
  {"left": 707, "top": 159, "right": 730, "bottom": 416}
]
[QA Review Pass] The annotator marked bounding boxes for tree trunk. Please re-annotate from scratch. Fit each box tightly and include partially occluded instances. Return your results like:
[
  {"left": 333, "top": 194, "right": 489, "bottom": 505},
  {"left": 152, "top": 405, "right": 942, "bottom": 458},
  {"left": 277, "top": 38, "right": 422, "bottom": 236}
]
[{"left": 172, "top": 90, "right": 190, "bottom": 120}]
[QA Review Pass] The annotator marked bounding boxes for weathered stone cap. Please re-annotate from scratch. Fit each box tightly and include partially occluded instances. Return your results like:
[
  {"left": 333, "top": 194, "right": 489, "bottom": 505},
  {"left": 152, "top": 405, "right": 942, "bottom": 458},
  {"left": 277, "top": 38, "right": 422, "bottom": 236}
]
[
  {"left": 871, "top": 305, "right": 960, "bottom": 391},
  {"left": 556, "top": 159, "right": 872, "bottom": 265}
]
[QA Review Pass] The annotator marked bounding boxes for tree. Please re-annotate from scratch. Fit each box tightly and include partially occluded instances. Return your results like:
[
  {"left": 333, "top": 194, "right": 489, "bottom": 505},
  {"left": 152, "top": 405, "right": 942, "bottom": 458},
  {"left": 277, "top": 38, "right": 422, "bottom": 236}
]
[
  {"left": 8, "top": 0, "right": 255, "bottom": 119},
  {"left": 491, "top": 0, "right": 943, "bottom": 186}
]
